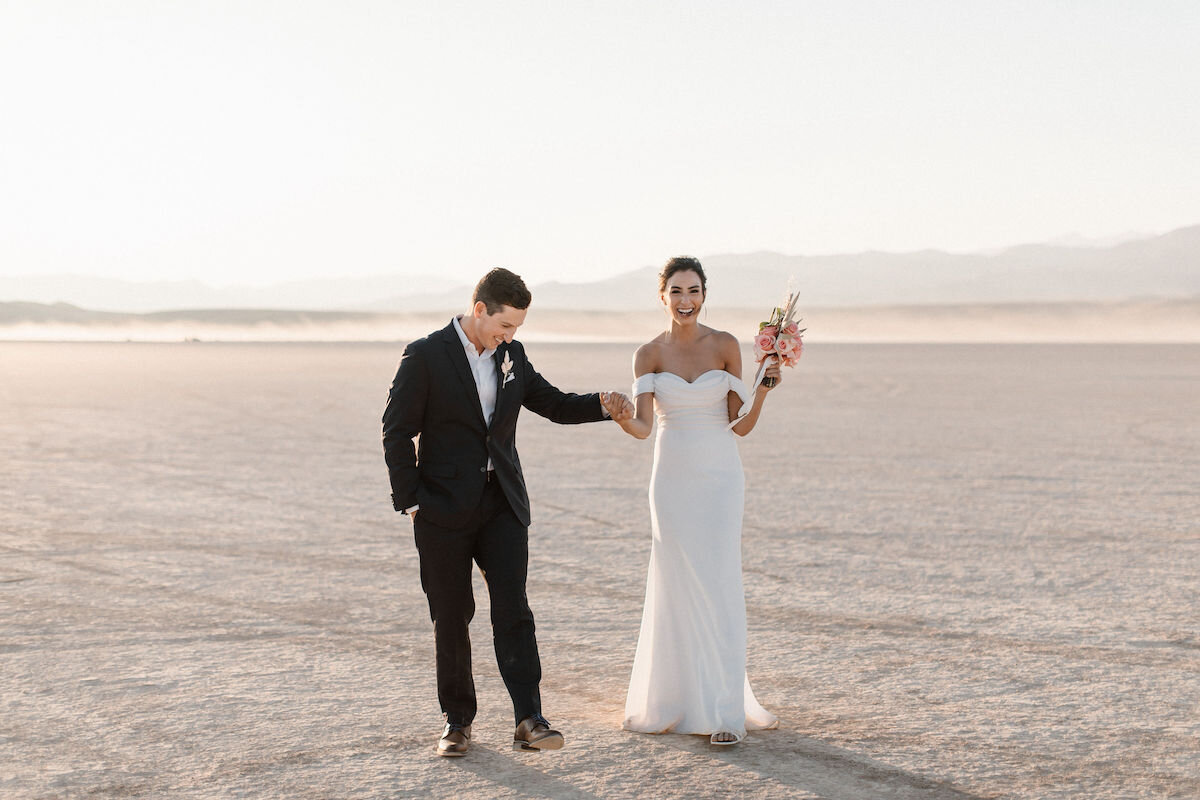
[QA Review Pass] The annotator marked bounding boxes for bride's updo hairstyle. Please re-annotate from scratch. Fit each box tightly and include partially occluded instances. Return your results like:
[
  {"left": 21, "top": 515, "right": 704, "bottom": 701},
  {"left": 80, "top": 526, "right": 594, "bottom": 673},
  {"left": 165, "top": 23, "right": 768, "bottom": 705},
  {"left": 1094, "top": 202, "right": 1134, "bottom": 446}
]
[{"left": 658, "top": 256, "right": 707, "bottom": 294}]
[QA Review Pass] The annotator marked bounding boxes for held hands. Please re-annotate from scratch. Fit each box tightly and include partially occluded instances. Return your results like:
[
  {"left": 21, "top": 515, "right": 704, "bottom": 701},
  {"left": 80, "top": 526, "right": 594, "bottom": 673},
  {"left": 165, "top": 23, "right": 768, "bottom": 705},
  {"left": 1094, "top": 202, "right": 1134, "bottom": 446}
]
[{"left": 600, "top": 391, "right": 635, "bottom": 422}]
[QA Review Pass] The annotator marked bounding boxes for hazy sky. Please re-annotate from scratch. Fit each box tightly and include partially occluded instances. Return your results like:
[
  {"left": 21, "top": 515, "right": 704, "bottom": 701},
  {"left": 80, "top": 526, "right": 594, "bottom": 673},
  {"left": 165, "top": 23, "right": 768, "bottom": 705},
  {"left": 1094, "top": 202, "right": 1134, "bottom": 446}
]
[{"left": 2, "top": 1, "right": 1197, "bottom": 287}]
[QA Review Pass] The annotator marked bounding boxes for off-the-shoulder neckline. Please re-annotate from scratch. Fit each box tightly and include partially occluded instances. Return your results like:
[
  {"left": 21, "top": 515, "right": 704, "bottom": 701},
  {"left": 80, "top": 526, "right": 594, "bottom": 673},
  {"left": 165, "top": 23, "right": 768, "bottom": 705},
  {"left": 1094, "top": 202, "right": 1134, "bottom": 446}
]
[{"left": 641, "top": 369, "right": 733, "bottom": 385}]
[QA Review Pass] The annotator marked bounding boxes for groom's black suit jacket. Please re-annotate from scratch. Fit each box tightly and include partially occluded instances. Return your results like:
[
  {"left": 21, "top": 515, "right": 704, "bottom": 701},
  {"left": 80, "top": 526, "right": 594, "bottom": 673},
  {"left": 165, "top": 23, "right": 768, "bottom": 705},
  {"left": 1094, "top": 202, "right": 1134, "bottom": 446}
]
[{"left": 383, "top": 321, "right": 607, "bottom": 528}]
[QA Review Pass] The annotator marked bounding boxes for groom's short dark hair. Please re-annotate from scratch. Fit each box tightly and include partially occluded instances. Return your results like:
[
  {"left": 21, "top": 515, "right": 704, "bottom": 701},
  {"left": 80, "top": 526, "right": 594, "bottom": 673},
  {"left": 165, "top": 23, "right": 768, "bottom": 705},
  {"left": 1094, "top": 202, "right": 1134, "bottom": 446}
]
[{"left": 474, "top": 268, "right": 532, "bottom": 314}]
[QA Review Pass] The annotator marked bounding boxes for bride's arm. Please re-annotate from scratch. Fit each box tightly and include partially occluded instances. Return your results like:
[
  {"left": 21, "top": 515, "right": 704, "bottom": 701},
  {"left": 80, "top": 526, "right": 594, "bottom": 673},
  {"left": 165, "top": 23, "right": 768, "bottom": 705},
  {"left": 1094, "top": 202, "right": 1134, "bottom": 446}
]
[
  {"left": 725, "top": 334, "right": 780, "bottom": 437},
  {"left": 615, "top": 346, "right": 655, "bottom": 440}
]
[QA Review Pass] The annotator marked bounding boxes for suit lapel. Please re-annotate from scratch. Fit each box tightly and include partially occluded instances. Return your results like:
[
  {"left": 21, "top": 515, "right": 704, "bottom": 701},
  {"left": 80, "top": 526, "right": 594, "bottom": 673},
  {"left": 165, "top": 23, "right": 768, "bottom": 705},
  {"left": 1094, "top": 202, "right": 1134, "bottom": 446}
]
[{"left": 440, "top": 323, "right": 488, "bottom": 431}]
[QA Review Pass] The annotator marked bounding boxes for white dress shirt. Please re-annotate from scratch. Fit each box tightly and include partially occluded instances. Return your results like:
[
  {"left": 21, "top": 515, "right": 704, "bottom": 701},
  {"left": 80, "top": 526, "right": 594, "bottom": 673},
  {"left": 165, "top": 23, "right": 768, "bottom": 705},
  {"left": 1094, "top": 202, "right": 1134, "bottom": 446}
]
[{"left": 453, "top": 315, "right": 498, "bottom": 431}]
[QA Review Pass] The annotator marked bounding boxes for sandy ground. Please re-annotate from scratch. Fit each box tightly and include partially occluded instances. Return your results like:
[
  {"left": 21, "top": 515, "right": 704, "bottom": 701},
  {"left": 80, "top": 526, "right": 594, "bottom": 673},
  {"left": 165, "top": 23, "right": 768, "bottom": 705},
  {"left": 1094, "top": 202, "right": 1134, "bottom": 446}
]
[{"left": 1, "top": 341, "right": 1197, "bottom": 799}]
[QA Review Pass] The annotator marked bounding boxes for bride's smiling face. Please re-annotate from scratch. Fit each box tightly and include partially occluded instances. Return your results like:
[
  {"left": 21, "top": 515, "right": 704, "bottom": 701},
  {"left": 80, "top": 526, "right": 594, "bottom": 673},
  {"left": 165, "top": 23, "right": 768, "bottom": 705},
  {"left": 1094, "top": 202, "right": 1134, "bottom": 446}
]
[{"left": 662, "top": 270, "right": 705, "bottom": 324}]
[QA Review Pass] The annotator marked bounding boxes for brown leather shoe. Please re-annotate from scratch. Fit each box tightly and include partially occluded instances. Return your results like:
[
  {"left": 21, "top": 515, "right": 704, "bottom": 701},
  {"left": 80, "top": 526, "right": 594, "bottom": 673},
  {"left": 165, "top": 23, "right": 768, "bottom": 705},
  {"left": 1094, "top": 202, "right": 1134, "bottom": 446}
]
[
  {"left": 513, "top": 714, "right": 564, "bottom": 751},
  {"left": 436, "top": 723, "right": 471, "bottom": 757}
]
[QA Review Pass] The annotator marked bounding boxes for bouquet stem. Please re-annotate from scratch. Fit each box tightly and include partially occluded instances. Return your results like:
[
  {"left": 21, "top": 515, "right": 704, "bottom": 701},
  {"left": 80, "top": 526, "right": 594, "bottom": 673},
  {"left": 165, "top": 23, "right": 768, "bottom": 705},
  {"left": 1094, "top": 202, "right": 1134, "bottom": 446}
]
[{"left": 751, "top": 356, "right": 776, "bottom": 388}]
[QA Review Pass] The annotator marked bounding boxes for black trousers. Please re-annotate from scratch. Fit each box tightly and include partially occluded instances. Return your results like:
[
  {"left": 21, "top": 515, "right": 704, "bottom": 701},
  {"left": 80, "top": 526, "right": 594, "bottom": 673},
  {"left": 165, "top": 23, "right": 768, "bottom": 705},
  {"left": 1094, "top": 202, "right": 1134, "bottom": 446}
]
[{"left": 413, "top": 478, "right": 541, "bottom": 726}]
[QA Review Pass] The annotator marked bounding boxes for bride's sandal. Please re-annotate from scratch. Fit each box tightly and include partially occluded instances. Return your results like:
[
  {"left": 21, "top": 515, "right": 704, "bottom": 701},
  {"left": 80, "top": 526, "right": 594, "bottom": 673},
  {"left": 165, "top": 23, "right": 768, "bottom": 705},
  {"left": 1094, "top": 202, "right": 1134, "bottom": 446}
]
[{"left": 710, "top": 731, "right": 743, "bottom": 746}]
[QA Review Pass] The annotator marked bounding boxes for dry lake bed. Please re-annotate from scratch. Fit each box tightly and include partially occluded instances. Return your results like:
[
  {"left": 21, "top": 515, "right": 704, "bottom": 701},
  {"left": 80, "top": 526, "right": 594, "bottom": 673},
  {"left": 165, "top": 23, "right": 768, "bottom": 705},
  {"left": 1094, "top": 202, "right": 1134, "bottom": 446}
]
[{"left": 1, "top": 341, "right": 1197, "bottom": 799}]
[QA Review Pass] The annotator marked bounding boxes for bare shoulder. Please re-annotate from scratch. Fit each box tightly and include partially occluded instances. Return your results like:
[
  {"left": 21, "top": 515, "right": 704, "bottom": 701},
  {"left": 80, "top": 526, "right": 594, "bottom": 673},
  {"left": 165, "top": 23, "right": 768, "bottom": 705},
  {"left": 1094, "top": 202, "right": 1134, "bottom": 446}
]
[
  {"left": 633, "top": 340, "right": 663, "bottom": 377},
  {"left": 709, "top": 328, "right": 739, "bottom": 348},
  {"left": 708, "top": 329, "right": 742, "bottom": 373},
  {"left": 701, "top": 328, "right": 739, "bottom": 358}
]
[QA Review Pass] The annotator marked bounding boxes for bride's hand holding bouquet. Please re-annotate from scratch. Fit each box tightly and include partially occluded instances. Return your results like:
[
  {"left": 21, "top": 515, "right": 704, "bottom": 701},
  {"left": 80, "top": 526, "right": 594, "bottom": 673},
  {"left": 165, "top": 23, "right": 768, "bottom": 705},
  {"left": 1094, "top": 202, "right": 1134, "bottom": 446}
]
[{"left": 750, "top": 290, "right": 805, "bottom": 390}]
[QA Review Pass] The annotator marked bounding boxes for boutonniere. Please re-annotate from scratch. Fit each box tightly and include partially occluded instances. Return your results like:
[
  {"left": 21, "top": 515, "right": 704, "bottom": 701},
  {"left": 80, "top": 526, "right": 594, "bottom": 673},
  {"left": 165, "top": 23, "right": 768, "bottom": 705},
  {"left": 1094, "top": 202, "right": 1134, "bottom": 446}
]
[{"left": 500, "top": 352, "right": 515, "bottom": 387}]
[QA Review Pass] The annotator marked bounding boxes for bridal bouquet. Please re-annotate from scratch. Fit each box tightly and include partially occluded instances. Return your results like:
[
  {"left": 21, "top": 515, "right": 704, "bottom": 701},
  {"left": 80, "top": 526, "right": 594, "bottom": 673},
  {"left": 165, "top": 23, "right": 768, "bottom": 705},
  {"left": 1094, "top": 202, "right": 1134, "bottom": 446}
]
[{"left": 751, "top": 290, "right": 805, "bottom": 388}]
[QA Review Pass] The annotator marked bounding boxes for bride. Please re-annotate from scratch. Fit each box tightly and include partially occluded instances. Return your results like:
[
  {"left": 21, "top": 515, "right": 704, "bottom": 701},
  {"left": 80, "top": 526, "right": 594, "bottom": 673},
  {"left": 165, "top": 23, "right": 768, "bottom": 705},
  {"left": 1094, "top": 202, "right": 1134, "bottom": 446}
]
[{"left": 610, "top": 256, "right": 781, "bottom": 745}]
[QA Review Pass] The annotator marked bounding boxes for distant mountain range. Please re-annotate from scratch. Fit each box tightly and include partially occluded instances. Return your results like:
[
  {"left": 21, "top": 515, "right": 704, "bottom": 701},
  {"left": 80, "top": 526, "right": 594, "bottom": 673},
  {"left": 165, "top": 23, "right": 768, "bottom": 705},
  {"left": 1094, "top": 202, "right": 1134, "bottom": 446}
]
[{"left": 1, "top": 225, "right": 1198, "bottom": 313}]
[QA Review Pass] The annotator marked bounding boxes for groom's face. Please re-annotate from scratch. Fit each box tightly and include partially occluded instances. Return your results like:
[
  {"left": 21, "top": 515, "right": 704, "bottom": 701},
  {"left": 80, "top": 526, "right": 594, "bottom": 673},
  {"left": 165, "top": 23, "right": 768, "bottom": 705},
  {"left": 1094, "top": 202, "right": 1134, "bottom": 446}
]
[{"left": 473, "top": 302, "right": 528, "bottom": 349}]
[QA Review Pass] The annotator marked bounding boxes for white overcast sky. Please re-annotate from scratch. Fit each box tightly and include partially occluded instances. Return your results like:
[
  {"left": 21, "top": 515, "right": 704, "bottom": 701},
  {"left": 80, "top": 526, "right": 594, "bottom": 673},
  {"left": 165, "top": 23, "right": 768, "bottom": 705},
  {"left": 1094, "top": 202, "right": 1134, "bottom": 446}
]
[{"left": 2, "top": 0, "right": 1197, "bottom": 286}]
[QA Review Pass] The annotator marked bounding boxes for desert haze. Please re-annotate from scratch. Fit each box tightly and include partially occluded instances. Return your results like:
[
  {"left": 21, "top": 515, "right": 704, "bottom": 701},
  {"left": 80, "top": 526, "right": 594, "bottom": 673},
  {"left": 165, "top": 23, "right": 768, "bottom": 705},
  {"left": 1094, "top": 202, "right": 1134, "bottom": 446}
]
[
  {"left": 1, "top": 299, "right": 1199, "bottom": 344},
  {"left": 4, "top": 226, "right": 1197, "bottom": 344},
  {"left": 1, "top": 341, "right": 1197, "bottom": 799}
]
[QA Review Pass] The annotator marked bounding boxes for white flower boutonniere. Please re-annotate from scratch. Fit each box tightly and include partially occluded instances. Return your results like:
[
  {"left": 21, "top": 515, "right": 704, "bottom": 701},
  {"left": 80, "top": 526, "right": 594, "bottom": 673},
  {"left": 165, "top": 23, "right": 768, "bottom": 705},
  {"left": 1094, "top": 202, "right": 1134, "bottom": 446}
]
[{"left": 500, "top": 352, "right": 515, "bottom": 388}]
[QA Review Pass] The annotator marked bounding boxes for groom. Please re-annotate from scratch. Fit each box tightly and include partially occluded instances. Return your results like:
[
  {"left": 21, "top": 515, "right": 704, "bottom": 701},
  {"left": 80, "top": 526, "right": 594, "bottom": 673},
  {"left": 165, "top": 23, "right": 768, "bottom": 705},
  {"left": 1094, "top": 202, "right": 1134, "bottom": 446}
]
[{"left": 382, "top": 268, "right": 630, "bottom": 757}]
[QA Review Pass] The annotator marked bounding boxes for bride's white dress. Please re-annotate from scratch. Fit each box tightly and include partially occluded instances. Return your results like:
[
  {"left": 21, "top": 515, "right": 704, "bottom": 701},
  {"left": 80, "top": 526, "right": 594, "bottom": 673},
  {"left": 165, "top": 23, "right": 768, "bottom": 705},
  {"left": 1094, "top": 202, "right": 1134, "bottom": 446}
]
[{"left": 622, "top": 369, "right": 778, "bottom": 737}]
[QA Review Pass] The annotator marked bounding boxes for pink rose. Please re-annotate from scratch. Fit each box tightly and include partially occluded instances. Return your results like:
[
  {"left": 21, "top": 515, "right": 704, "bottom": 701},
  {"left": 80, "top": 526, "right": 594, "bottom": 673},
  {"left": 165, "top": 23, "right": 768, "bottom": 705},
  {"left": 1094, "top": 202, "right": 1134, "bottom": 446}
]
[
  {"left": 758, "top": 324, "right": 779, "bottom": 338},
  {"left": 753, "top": 333, "right": 776, "bottom": 360},
  {"left": 782, "top": 322, "right": 799, "bottom": 337},
  {"left": 774, "top": 335, "right": 803, "bottom": 365}
]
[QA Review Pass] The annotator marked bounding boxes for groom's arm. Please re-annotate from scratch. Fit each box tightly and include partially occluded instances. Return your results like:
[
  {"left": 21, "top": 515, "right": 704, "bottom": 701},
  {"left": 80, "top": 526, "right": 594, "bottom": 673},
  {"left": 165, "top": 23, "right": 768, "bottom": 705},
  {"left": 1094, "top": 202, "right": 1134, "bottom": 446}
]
[
  {"left": 382, "top": 343, "right": 429, "bottom": 511},
  {"left": 518, "top": 351, "right": 608, "bottom": 425}
]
